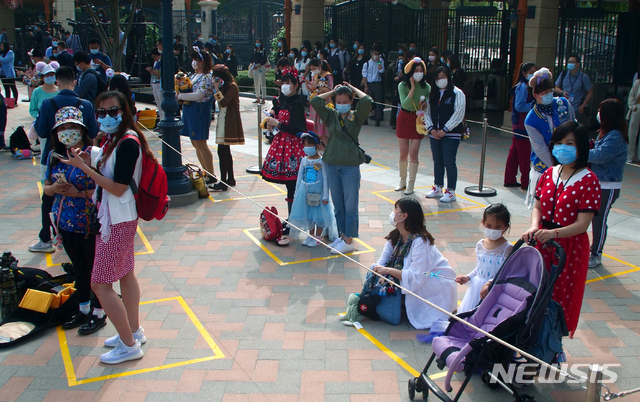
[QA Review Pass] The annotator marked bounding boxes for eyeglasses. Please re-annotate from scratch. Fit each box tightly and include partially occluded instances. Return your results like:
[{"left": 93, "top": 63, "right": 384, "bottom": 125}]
[{"left": 95, "top": 106, "right": 122, "bottom": 118}]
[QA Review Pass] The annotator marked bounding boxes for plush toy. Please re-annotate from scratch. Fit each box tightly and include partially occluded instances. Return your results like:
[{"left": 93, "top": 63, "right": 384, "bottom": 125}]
[
  {"left": 345, "top": 293, "right": 364, "bottom": 323},
  {"left": 416, "top": 110, "right": 428, "bottom": 135},
  {"left": 174, "top": 72, "right": 193, "bottom": 105},
  {"left": 260, "top": 117, "right": 279, "bottom": 144}
]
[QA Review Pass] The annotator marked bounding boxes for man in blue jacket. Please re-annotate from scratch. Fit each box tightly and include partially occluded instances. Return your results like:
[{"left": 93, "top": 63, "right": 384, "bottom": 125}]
[
  {"left": 73, "top": 52, "right": 100, "bottom": 103},
  {"left": 29, "top": 66, "right": 98, "bottom": 253},
  {"left": 88, "top": 38, "right": 112, "bottom": 82}
]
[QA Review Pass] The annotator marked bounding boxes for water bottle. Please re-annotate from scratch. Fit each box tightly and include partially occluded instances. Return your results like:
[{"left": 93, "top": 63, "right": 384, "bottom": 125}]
[
  {"left": 419, "top": 95, "right": 425, "bottom": 103},
  {"left": 0, "top": 268, "right": 19, "bottom": 319}
]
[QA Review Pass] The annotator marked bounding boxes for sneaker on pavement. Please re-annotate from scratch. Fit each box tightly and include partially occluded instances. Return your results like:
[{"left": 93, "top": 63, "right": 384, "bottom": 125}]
[
  {"left": 425, "top": 185, "right": 443, "bottom": 198},
  {"left": 301, "top": 236, "right": 313, "bottom": 246},
  {"left": 440, "top": 190, "right": 456, "bottom": 203},
  {"left": 100, "top": 339, "right": 144, "bottom": 365},
  {"left": 588, "top": 254, "right": 602, "bottom": 268},
  {"left": 307, "top": 236, "right": 321, "bottom": 248},
  {"left": 29, "top": 241, "right": 55, "bottom": 253},
  {"left": 327, "top": 237, "right": 344, "bottom": 250},
  {"left": 104, "top": 326, "right": 147, "bottom": 348},
  {"left": 330, "top": 240, "right": 356, "bottom": 255}
]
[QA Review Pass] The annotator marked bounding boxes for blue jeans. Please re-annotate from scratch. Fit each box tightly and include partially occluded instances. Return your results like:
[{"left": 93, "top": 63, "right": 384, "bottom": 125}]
[
  {"left": 429, "top": 137, "right": 460, "bottom": 191},
  {"left": 325, "top": 163, "right": 360, "bottom": 238}
]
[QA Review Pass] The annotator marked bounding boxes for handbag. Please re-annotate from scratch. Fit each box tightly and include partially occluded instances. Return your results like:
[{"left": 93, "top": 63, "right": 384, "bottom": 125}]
[
  {"left": 185, "top": 164, "right": 209, "bottom": 198},
  {"left": 339, "top": 117, "right": 371, "bottom": 164},
  {"left": 413, "top": 100, "right": 428, "bottom": 135},
  {"left": 248, "top": 63, "right": 254, "bottom": 79},
  {"left": 358, "top": 271, "right": 402, "bottom": 325}
]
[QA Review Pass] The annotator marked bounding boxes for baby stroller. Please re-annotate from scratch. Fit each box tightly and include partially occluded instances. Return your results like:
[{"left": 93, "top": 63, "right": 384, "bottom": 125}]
[{"left": 408, "top": 240, "right": 568, "bottom": 402}]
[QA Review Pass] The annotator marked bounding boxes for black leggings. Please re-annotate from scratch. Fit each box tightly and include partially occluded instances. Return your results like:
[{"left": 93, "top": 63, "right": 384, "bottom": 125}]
[
  {"left": 60, "top": 230, "right": 100, "bottom": 308},
  {"left": 285, "top": 181, "right": 296, "bottom": 216},
  {"left": 3, "top": 78, "right": 18, "bottom": 99},
  {"left": 217, "top": 145, "right": 235, "bottom": 184}
]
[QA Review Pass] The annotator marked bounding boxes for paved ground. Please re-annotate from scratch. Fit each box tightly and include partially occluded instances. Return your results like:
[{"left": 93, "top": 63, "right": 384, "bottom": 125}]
[{"left": 1, "top": 83, "right": 640, "bottom": 402}]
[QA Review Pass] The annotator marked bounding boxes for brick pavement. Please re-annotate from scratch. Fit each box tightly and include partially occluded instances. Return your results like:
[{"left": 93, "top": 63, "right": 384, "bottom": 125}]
[{"left": 0, "top": 84, "right": 639, "bottom": 401}]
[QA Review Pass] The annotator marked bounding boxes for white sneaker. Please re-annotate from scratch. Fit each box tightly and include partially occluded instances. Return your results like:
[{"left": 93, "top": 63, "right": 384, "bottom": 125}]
[
  {"left": 425, "top": 185, "right": 443, "bottom": 198},
  {"left": 327, "top": 237, "right": 344, "bottom": 250},
  {"left": 588, "top": 254, "right": 602, "bottom": 268},
  {"left": 104, "top": 326, "right": 147, "bottom": 348},
  {"left": 330, "top": 240, "right": 356, "bottom": 255},
  {"left": 307, "top": 236, "right": 321, "bottom": 248},
  {"left": 100, "top": 339, "right": 144, "bottom": 365},
  {"left": 28, "top": 240, "right": 55, "bottom": 253},
  {"left": 440, "top": 190, "right": 456, "bottom": 203},
  {"left": 301, "top": 236, "right": 313, "bottom": 246}
]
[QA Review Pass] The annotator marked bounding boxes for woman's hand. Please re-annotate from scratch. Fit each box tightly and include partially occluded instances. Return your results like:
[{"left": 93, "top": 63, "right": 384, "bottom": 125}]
[
  {"left": 455, "top": 275, "right": 470, "bottom": 285},
  {"left": 419, "top": 100, "right": 427, "bottom": 110},
  {"left": 51, "top": 181, "right": 72, "bottom": 195},
  {"left": 480, "top": 281, "right": 492, "bottom": 299},
  {"left": 521, "top": 226, "right": 539, "bottom": 243},
  {"left": 59, "top": 184, "right": 82, "bottom": 197},
  {"left": 266, "top": 117, "right": 280, "bottom": 130},
  {"left": 430, "top": 129, "right": 441, "bottom": 140},
  {"left": 410, "top": 76, "right": 416, "bottom": 88},
  {"left": 534, "top": 229, "right": 557, "bottom": 245},
  {"left": 63, "top": 148, "right": 89, "bottom": 169},
  {"left": 212, "top": 80, "right": 220, "bottom": 91},
  {"left": 372, "top": 265, "right": 388, "bottom": 276}
]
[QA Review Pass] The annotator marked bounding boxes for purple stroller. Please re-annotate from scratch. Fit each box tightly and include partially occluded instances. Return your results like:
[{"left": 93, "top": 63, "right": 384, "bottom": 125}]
[{"left": 408, "top": 240, "right": 567, "bottom": 402}]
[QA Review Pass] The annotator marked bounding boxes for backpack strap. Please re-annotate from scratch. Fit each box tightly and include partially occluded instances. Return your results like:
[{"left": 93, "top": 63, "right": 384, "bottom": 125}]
[
  {"left": 116, "top": 133, "right": 141, "bottom": 195},
  {"left": 48, "top": 98, "right": 58, "bottom": 112},
  {"left": 558, "top": 70, "right": 568, "bottom": 90}
]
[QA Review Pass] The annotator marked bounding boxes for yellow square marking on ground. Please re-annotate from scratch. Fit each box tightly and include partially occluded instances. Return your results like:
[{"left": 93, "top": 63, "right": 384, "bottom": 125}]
[
  {"left": 207, "top": 179, "right": 286, "bottom": 203},
  {"left": 57, "top": 296, "right": 225, "bottom": 387},
  {"left": 361, "top": 161, "right": 392, "bottom": 172},
  {"left": 586, "top": 254, "right": 640, "bottom": 284},
  {"left": 372, "top": 187, "right": 486, "bottom": 216},
  {"left": 243, "top": 228, "right": 375, "bottom": 266}
]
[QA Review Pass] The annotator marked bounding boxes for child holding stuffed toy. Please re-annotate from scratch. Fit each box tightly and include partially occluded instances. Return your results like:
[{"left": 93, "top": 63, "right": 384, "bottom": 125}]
[
  {"left": 306, "top": 59, "right": 333, "bottom": 146},
  {"left": 288, "top": 132, "right": 338, "bottom": 247}
]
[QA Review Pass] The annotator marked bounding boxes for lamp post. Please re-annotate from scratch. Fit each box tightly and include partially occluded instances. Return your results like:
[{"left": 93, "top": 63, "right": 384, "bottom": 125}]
[{"left": 159, "top": 0, "right": 199, "bottom": 206}]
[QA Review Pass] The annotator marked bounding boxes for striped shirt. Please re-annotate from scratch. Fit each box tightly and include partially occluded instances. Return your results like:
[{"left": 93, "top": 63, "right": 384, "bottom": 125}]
[{"left": 424, "top": 86, "right": 466, "bottom": 139}]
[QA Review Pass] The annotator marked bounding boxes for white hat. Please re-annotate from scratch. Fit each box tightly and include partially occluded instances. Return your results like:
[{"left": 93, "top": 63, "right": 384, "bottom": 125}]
[{"left": 41, "top": 64, "right": 57, "bottom": 75}]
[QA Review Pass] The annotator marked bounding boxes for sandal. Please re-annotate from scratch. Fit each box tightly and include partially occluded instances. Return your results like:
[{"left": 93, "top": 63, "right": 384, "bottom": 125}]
[{"left": 276, "top": 237, "right": 290, "bottom": 247}]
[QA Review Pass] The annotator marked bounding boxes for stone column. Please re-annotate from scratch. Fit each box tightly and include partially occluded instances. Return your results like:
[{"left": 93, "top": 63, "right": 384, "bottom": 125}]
[
  {"left": 53, "top": 0, "right": 76, "bottom": 32},
  {"left": 198, "top": 0, "right": 220, "bottom": 39},
  {"left": 523, "top": 0, "right": 559, "bottom": 70},
  {"left": 291, "top": 0, "right": 327, "bottom": 49}
]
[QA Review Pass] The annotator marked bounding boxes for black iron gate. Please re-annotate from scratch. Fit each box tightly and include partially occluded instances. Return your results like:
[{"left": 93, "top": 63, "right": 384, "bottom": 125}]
[{"left": 215, "top": 0, "right": 284, "bottom": 67}]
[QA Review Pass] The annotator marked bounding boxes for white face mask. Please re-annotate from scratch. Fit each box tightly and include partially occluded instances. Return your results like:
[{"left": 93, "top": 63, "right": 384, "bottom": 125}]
[
  {"left": 428, "top": 55, "right": 436, "bottom": 62},
  {"left": 436, "top": 78, "right": 448, "bottom": 89},
  {"left": 413, "top": 72, "right": 424, "bottom": 82},
  {"left": 192, "top": 60, "right": 199, "bottom": 70},
  {"left": 596, "top": 112, "right": 601, "bottom": 124},
  {"left": 484, "top": 227, "right": 505, "bottom": 241},
  {"left": 389, "top": 211, "right": 404, "bottom": 227},
  {"left": 281, "top": 84, "right": 293, "bottom": 96}
]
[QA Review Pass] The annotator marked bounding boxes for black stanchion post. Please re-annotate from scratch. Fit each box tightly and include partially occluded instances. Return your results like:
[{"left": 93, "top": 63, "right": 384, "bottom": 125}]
[
  {"left": 159, "top": 0, "right": 199, "bottom": 206},
  {"left": 246, "top": 103, "right": 263, "bottom": 174},
  {"left": 464, "top": 117, "right": 497, "bottom": 197}
]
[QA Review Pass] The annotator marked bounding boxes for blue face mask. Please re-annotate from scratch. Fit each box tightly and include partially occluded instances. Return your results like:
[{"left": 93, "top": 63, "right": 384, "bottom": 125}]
[
  {"left": 357, "top": 49, "right": 364, "bottom": 55},
  {"left": 527, "top": 73, "right": 534, "bottom": 80},
  {"left": 44, "top": 76, "right": 56, "bottom": 85},
  {"left": 398, "top": 49, "right": 403, "bottom": 54},
  {"left": 255, "top": 43, "right": 261, "bottom": 48},
  {"left": 226, "top": 48, "right": 231, "bottom": 53},
  {"left": 336, "top": 103, "right": 351, "bottom": 114},
  {"left": 409, "top": 47, "right": 416, "bottom": 52},
  {"left": 301, "top": 51, "right": 308, "bottom": 57},
  {"left": 52, "top": 41, "right": 58, "bottom": 47},
  {"left": 353, "top": 44, "right": 358, "bottom": 50},
  {"left": 303, "top": 146, "right": 317, "bottom": 156},
  {"left": 329, "top": 43, "right": 336, "bottom": 48},
  {"left": 541, "top": 93, "right": 554, "bottom": 105},
  {"left": 97, "top": 114, "right": 122, "bottom": 134},
  {"left": 278, "top": 42, "right": 282, "bottom": 48},
  {"left": 552, "top": 144, "right": 577, "bottom": 165},
  {"left": 447, "top": 62, "right": 450, "bottom": 68},
  {"left": 90, "top": 48, "right": 99, "bottom": 55},
  {"left": 567, "top": 63, "right": 576, "bottom": 71}
]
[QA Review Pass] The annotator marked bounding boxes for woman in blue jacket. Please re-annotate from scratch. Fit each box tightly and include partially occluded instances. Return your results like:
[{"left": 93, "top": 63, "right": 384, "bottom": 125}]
[
  {"left": 588, "top": 98, "right": 628, "bottom": 268},
  {"left": 0, "top": 42, "right": 18, "bottom": 101}
]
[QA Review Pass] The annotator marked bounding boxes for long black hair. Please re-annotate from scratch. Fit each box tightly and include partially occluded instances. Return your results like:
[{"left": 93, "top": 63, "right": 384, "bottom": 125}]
[
  {"left": 549, "top": 121, "right": 590, "bottom": 169},
  {"left": 519, "top": 62, "right": 536, "bottom": 83},
  {"left": 385, "top": 198, "right": 435, "bottom": 246},
  {"left": 402, "top": 60, "right": 427, "bottom": 89},
  {"left": 108, "top": 74, "right": 135, "bottom": 117},
  {"left": 428, "top": 66, "right": 453, "bottom": 104},
  {"left": 482, "top": 203, "right": 511, "bottom": 229},
  {"left": 598, "top": 98, "right": 628, "bottom": 143},
  {"left": 1, "top": 41, "right": 10, "bottom": 57}
]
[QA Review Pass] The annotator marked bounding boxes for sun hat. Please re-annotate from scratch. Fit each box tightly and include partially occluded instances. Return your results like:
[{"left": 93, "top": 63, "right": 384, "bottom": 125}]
[{"left": 52, "top": 107, "right": 87, "bottom": 132}]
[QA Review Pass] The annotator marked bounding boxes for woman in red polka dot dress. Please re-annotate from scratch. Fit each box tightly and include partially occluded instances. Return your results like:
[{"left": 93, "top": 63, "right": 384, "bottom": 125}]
[{"left": 522, "top": 121, "right": 600, "bottom": 338}]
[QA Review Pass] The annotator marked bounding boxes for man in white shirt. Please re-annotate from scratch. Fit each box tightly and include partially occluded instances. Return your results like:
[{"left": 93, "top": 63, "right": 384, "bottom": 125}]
[{"left": 362, "top": 47, "right": 385, "bottom": 126}]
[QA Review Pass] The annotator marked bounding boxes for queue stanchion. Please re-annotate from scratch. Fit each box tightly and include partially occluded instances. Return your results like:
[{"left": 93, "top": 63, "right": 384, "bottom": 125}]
[
  {"left": 585, "top": 364, "right": 603, "bottom": 402},
  {"left": 464, "top": 117, "right": 497, "bottom": 197},
  {"left": 246, "top": 103, "right": 263, "bottom": 174}
]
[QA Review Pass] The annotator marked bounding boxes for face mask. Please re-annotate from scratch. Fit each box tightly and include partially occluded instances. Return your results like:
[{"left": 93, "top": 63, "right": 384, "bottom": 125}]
[
  {"left": 76, "top": 65, "right": 82, "bottom": 72},
  {"left": 596, "top": 112, "right": 601, "bottom": 124},
  {"left": 372, "top": 55, "right": 379, "bottom": 61},
  {"left": 278, "top": 42, "right": 283, "bottom": 48},
  {"left": 409, "top": 47, "right": 416, "bottom": 52},
  {"left": 325, "top": 47, "right": 329, "bottom": 51},
  {"left": 447, "top": 62, "right": 451, "bottom": 68},
  {"left": 226, "top": 48, "right": 231, "bottom": 53},
  {"left": 436, "top": 78, "right": 448, "bottom": 89},
  {"left": 198, "top": 37, "right": 204, "bottom": 42},
  {"left": 552, "top": 144, "right": 578, "bottom": 165},
  {"left": 44, "top": 76, "right": 56, "bottom": 85},
  {"left": 567, "top": 63, "right": 576, "bottom": 71},
  {"left": 330, "top": 43, "right": 336, "bottom": 48},
  {"left": 336, "top": 103, "right": 351, "bottom": 114},
  {"left": 540, "top": 92, "right": 554, "bottom": 105},
  {"left": 527, "top": 73, "right": 534, "bottom": 80},
  {"left": 288, "top": 53, "right": 294, "bottom": 58},
  {"left": 192, "top": 60, "right": 199, "bottom": 70},
  {"left": 357, "top": 49, "right": 364, "bottom": 55},
  {"left": 389, "top": 211, "right": 404, "bottom": 227},
  {"left": 255, "top": 43, "right": 261, "bottom": 48},
  {"left": 90, "top": 48, "right": 99, "bottom": 55},
  {"left": 440, "top": 57, "right": 445, "bottom": 63},
  {"left": 173, "top": 39, "right": 177, "bottom": 44},
  {"left": 301, "top": 51, "right": 308, "bottom": 57},
  {"left": 303, "top": 146, "right": 317, "bottom": 156},
  {"left": 311, "top": 70, "right": 319, "bottom": 76},
  {"left": 398, "top": 60, "right": 403, "bottom": 65},
  {"left": 484, "top": 228, "right": 505, "bottom": 241},
  {"left": 428, "top": 55, "right": 436, "bottom": 62},
  {"left": 413, "top": 72, "right": 424, "bottom": 81},
  {"left": 97, "top": 114, "right": 122, "bottom": 134},
  {"left": 57, "top": 129, "right": 82, "bottom": 147},
  {"left": 353, "top": 44, "right": 358, "bottom": 50},
  {"left": 52, "top": 41, "right": 58, "bottom": 47},
  {"left": 281, "top": 84, "right": 293, "bottom": 96},
  {"left": 398, "top": 49, "right": 403, "bottom": 54}
]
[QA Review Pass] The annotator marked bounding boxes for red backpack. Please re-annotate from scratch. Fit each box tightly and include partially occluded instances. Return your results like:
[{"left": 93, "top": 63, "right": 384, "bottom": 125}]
[
  {"left": 119, "top": 134, "right": 170, "bottom": 221},
  {"left": 260, "top": 206, "right": 283, "bottom": 242}
]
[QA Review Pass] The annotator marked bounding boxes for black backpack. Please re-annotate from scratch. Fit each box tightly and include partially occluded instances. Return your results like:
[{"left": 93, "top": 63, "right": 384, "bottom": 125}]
[
  {"left": 9, "top": 126, "right": 32, "bottom": 155},
  {"left": 82, "top": 69, "right": 107, "bottom": 97}
]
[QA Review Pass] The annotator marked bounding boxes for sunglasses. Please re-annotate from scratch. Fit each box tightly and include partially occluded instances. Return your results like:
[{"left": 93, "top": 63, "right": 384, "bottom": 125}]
[{"left": 95, "top": 106, "right": 123, "bottom": 118}]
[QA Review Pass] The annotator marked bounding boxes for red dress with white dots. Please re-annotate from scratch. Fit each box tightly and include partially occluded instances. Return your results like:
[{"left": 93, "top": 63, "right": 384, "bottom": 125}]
[{"left": 535, "top": 166, "right": 600, "bottom": 338}]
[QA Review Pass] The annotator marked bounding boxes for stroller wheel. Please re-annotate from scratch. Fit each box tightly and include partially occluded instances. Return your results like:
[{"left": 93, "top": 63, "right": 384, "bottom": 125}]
[
  {"left": 408, "top": 378, "right": 416, "bottom": 400},
  {"left": 415, "top": 376, "right": 424, "bottom": 393},
  {"left": 481, "top": 370, "right": 501, "bottom": 389}
]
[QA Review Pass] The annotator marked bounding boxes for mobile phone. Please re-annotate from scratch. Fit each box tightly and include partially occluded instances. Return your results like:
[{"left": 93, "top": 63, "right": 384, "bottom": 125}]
[{"left": 52, "top": 152, "right": 69, "bottom": 161}]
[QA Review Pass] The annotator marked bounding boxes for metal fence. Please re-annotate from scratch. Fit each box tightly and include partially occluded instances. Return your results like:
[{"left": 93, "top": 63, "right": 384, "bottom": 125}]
[{"left": 324, "top": 1, "right": 510, "bottom": 74}]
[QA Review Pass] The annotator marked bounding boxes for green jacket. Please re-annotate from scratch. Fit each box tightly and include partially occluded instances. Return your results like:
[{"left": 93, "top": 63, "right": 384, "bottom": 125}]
[
  {"left": 310, "top": 95, "right": 372, "bottom": 166},
  {"left": 398, "top": 81, "right": 431, "bottom": 111}
]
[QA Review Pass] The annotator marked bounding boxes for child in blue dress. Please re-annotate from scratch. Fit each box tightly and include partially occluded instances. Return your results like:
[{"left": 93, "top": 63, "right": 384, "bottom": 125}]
[
  {"left": 288, "top": 132, "right": 338, "bottom": 247},
  {"left": 455, "top": 204, "right": 513, "bottom": 313}
]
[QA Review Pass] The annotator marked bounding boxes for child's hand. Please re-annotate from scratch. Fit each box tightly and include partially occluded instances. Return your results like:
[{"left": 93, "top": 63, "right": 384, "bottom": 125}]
[
  {"left": 455, "top": 275, "right": 470, "bottom": 285},
  {"left": 322, "top": 200, "right": 328, "bottom": 205},
  {"left": 480, "top": 281, "right": 492, "bottom": 299}
]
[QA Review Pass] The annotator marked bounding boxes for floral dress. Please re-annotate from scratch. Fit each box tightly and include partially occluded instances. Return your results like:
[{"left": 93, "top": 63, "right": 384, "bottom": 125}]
[
  {"left": 535, "top": 166, "right": 600, "bottom": 337},
  {"left": 308, "top": 72, "right": 333, "bottom": 139}
]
